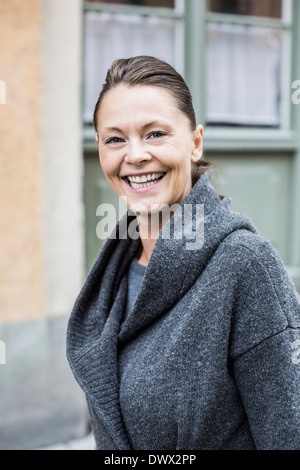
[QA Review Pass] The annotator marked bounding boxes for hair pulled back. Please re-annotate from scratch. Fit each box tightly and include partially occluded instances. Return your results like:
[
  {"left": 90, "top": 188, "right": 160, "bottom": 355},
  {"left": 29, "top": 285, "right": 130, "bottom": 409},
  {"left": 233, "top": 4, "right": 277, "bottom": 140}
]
[{"left": 93, "top": 56, "right": 213, "bottom": 185}]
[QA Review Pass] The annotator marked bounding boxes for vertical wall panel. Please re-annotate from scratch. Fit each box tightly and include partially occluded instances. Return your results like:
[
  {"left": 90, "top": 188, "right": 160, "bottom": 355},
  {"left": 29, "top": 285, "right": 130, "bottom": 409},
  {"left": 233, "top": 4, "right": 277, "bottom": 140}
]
[
  {"left": 41, "top": 0, "right": 85, "bottom": 317},
  {"left": 208, "top": 152, "right": 292, "bottom": 264},
  {"left": 0, "top": 0, "right": 45, "bottom": 323}
]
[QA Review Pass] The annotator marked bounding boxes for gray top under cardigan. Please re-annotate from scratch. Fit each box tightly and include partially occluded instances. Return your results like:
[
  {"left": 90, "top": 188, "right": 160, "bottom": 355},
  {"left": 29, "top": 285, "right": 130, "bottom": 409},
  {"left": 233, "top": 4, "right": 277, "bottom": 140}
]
[
  {"left": 67, "top": 171, "right": 300, "bottom": 450},
  {"left": 124, "top": 260, "right": 146, "bottom": 322}
]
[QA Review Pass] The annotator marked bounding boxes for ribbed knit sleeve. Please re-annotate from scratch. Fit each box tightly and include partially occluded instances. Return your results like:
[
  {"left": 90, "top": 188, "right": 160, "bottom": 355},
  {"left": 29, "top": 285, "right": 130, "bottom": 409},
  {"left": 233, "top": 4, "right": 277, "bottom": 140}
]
[
  {"left": 233, "top": 328, "right": 300, "bottom": 449},
  {"left": 228, "top": 239, "right": 300, "bottom": 449}
]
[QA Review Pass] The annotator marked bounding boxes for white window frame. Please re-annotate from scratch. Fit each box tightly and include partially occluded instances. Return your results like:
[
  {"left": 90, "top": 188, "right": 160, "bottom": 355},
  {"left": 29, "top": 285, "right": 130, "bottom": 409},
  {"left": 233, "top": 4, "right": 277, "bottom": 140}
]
[{"left": 204, "top": 0, "right": 293, "bottom": 130}]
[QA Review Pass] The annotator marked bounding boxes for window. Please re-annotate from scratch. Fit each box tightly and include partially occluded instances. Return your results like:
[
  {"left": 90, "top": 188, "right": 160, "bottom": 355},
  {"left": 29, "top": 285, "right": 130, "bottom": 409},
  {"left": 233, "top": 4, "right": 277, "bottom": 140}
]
[
  {"left": 205, "top": 0, "right": 292, "bottom": 128},
  {"left": 87, "top": 0, "right": 175, "bottom": 7},
  {"left": 209, "top": 0, "right": 282, "bottom": 18},
  {"left": 83, "top": 0, "right": 183, "bottom": 125}
]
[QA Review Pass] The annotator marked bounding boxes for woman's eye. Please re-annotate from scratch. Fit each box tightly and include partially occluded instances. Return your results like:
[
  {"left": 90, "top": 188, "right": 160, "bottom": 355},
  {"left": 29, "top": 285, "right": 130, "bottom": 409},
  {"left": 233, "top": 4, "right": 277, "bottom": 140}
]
[
  {"left": 148, "top": 131, "right": 167, "bottom": 140},
  {"left": 105, "top": 137, "right": 124, "bottom": 145}
]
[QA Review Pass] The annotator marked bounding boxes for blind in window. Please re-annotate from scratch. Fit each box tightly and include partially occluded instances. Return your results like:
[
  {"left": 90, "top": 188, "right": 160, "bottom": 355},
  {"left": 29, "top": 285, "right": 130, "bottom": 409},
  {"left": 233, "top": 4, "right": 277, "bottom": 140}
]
[
  {"left": 206, "top": 22, "right": 282, "bottom": 127},
  {"left": 83, "top": 11, "right": 177, "bottom": 124}
]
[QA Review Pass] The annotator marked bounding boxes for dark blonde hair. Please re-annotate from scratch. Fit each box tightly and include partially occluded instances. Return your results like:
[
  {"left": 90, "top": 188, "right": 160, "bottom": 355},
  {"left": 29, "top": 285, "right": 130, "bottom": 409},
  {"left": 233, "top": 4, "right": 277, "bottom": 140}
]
[{"left": 93, "top": 56, "right": 213, "bottom": 185}]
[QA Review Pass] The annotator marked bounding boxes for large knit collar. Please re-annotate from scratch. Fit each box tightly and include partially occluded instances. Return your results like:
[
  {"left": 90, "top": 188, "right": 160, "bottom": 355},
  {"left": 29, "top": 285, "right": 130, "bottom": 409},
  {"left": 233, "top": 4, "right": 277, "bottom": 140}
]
[
  {"left": 119, "top": 170, "right": 256, "bottom": 344},
  {"left": 67, "top": 170, "right": 256, "bottom": 450}
]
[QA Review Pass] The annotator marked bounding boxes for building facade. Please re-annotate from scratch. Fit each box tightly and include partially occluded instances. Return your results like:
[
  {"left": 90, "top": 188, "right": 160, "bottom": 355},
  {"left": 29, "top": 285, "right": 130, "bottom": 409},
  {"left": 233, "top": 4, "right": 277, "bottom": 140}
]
[
  {"left": 0, "top": 0, "right": 299, "bottom": 449},
  {"left": 0, "top": 0, "right": 87, "bottom": 450}
]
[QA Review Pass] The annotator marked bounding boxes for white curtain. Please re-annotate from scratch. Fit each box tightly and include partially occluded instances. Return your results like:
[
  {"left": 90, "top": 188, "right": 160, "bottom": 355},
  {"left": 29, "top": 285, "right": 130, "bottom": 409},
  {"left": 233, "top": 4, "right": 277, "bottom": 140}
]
[
  {"left": 84, "top": 11, "right": 176, "bottom": 123},
  {"left": 206, "top": 22, "right": 282, "bottom": 126}
]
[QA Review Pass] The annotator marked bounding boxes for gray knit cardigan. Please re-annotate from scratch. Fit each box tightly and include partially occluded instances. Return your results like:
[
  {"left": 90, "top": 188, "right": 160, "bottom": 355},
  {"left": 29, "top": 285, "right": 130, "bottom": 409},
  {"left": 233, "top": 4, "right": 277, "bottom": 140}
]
[{"left": 67, "top": 171, "right": 300, "bottom": 450}]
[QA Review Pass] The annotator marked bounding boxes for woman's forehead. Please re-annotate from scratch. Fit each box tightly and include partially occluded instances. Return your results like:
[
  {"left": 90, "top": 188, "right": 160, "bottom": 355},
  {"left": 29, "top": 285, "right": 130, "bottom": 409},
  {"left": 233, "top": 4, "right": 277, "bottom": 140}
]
[
  {"left": 97, "top": 84, "right": 182, "bottom": 126},
  {"left": 101, "top": 84, "right": 177, "bottom": 110}
]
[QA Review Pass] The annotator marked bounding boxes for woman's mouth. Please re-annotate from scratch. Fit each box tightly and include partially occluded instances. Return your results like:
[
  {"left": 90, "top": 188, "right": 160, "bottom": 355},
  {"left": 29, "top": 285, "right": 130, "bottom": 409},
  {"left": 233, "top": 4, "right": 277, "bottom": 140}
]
[{"left": 123, "top": 172, "right": 167, "bottom": 190}]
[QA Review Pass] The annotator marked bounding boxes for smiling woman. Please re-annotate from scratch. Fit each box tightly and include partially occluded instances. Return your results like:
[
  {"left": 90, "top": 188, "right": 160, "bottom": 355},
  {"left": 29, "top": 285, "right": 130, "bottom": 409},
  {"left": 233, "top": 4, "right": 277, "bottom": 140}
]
[
  {"left": 93, "top": 57, "right": 208, "bottom": 263},
  {"left": 96, "top": 85, "right": 203, "bottom": 216},
  {"left": 67, "top": 55, "right": 300, "bottom": 451}
]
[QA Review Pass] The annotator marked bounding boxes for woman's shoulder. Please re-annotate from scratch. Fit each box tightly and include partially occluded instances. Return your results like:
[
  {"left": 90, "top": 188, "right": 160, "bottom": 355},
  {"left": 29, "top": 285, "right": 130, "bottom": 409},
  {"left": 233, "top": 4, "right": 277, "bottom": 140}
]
[
  {"left": 218, "top": 228, "right": 299, "bottom": 315},
  {"left": 221, "top": 226, "right": 300, "bottom": 326},
  {"left": 217, "top": 228, "right": 300, "bottom": 359},
  {"left": 221, "top": 228, "right": 280, "bottom": 268}
]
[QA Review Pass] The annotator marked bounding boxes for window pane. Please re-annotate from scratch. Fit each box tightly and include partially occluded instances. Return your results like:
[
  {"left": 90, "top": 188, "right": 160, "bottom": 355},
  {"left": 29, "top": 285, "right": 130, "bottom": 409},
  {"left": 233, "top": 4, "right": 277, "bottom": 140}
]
[
  {"left": 209, "top": 0, "right": 282, "bottom": 19},
  {"left": 206, "top": 23, "right": 282, "bottom": 127},
  {"left": 83, "top": 11, "right": 177, "bottom": 123},
  {"left": 87, "top": 0, "right": 175, "bottom": 8}
]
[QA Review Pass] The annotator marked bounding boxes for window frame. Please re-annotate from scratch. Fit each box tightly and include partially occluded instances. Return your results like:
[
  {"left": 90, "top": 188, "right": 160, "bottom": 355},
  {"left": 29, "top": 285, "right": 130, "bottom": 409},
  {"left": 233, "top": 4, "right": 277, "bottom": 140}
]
[
  {"left": 182, "top": 0, "right": 300, "bottom": 158},
  {"left": 204, "top": 0, "right": 294, "bottom": 132},
  {"left": 84, "top": 0, "right": 185, "bottom": 17},
  {"left": 83, "top": 0, "right": 186, "bottom": 133}
]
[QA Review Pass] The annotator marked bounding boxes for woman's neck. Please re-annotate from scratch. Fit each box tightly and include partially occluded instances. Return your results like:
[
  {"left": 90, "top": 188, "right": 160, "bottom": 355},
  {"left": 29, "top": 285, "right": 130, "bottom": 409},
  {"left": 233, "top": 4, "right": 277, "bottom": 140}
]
[
  {"left": 135, "top": 211, "right": 165, "bottom": 266},
  {"left": 135, "top": 238, "right": 156, "bottom": 266}
]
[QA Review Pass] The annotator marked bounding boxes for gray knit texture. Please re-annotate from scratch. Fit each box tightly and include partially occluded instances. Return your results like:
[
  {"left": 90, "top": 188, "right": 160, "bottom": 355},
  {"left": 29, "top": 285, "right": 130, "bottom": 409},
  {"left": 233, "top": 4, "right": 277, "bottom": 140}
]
[
  {"left": 67, "top": 171, "right": 300, "bottom": 450},
  {"left": 124, "top": 260, "right": 146, "bottom": 322}
]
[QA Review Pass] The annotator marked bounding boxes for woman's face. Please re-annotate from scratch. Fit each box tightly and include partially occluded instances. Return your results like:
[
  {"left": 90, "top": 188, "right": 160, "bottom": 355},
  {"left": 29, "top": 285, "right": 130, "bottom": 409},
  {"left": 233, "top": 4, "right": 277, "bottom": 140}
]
[{"left": 96, "top": 84, "right": 203, "bottom": 214}]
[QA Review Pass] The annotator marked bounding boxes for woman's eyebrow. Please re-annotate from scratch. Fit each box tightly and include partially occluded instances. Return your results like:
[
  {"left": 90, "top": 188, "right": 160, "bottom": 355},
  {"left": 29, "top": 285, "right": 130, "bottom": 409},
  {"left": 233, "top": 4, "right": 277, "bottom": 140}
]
[
  {"left": 102, "top": 121, "right": 169, "bottom": 134},
  {"left": 142, "top": 121, "right": 168, "bottom": 130},
  {"left": 102, "top": 126, "right": 123, "bottom": 133}
]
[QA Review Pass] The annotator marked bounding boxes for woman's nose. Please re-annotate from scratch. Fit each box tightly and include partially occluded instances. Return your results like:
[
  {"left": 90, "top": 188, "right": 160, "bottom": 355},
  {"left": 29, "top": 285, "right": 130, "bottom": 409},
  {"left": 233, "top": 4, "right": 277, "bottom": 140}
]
[{"left": 124, "top": 141, "right": 152, "bottom": 166}]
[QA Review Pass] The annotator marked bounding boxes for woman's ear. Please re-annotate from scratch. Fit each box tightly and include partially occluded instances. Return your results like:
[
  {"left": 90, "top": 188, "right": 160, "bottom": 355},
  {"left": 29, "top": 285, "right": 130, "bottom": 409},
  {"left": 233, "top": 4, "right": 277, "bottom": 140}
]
[
  {"left": 95, "top": 133, "right": 99, "bottom": 144},
  {"left": 191, "top": 125, "right": 203, "bottom": 163}
]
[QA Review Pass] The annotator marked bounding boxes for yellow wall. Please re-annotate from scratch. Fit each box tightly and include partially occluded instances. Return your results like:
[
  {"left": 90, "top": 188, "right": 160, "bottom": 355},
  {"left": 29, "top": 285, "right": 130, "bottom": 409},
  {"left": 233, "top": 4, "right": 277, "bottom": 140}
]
[{"left": 0, "top": 0, "right": 45, "bottom": 323}]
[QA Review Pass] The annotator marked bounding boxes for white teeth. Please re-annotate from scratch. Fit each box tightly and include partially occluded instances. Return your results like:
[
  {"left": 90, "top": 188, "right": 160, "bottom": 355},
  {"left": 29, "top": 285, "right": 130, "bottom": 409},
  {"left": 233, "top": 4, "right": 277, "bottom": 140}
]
[
  {"left": 126, "top": 172, "right": 166, "bottom": 190},
  {"left": 128, "top": 172, "right": 164, "bottom": 184},
  {"left": 129, "top": 178, "right": 165, "bottom": 189}
]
